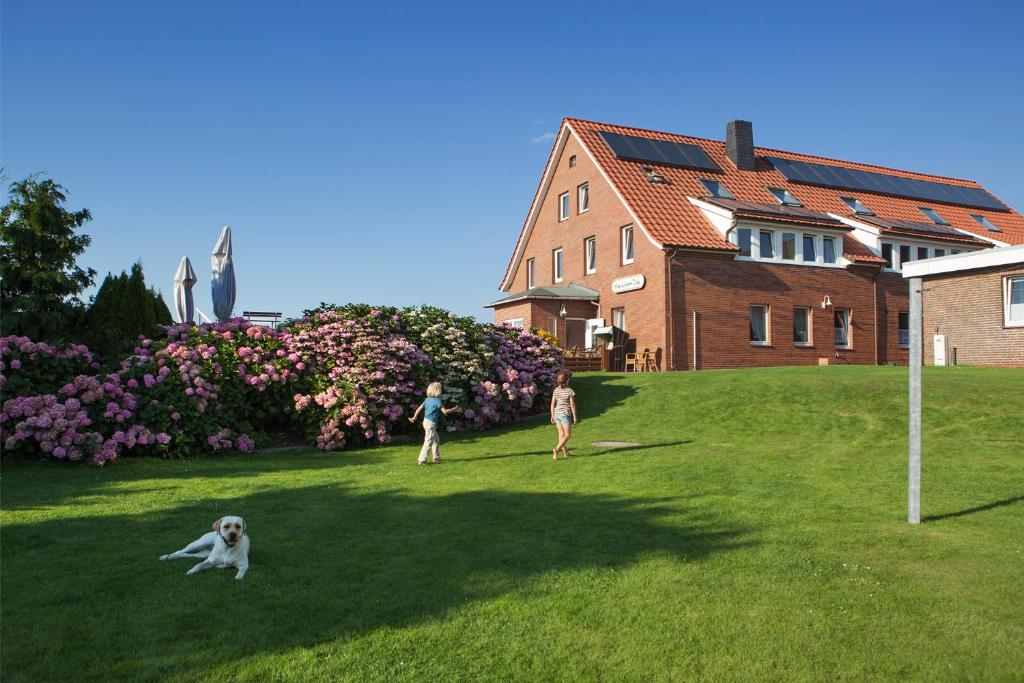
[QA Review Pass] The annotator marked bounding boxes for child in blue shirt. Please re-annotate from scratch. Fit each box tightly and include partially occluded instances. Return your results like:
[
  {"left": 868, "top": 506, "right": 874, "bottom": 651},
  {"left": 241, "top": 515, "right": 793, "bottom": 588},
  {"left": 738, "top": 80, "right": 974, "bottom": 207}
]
[{"left": 409, "top": 381, "right": 460, "bottom": 465}]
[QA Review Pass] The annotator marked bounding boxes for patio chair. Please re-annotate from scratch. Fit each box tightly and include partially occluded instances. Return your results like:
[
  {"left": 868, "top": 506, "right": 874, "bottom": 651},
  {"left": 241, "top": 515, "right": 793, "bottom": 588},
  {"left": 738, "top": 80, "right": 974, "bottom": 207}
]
[{"left": 624, "top": 352, "right": 638, "bottom": 372}]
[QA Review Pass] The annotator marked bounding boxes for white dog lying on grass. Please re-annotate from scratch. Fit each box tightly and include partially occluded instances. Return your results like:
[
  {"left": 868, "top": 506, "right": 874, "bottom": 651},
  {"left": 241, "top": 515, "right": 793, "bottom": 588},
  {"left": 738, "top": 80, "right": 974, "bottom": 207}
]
[{"left": 160, "top": 516, "right": 250, "bottom": 580}]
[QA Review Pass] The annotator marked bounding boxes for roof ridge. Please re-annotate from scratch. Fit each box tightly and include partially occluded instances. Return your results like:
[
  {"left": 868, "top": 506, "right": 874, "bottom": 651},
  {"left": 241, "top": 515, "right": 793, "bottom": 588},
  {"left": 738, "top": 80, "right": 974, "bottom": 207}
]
[{"left": 564, "top": 116, "right": 983, "bottom": 187}]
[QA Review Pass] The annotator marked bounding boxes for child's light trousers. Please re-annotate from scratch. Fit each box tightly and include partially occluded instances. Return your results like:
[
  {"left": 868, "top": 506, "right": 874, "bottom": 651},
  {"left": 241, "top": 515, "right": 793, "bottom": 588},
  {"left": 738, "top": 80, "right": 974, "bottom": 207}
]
[{"left": 419, "top": 419, "right": 441, "bottom": 463}]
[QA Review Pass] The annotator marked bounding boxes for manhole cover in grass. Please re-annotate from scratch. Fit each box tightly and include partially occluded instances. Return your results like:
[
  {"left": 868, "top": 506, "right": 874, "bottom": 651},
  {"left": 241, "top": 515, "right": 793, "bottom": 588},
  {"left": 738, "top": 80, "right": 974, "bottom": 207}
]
[{"left": 591, "top": 441, "right": 640, "bottom": 448}]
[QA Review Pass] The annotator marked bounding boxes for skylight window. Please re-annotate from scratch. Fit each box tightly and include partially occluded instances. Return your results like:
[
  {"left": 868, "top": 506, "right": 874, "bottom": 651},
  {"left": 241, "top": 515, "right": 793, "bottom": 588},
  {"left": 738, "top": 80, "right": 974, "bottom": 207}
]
[
  {"left": 767, "top": 187, "right": 802, "bottom": 206},
  {"left": 970, "top": 214, "right": 1002, "bottom": 233},
  {"left": 839, "top": 196, "right": 874, "bottom": 215},
  {"left": 918, "top": 207, "right": 949, "bottom": 225},
  {"left": 699, "top": 179, "right": 734, "bottom": 199}
]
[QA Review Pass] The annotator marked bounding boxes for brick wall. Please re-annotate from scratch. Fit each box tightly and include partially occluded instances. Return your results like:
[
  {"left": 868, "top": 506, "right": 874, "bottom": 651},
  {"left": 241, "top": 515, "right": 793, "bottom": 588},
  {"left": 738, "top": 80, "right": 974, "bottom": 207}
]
[
  {"left": 497, "top": 132, "right": 668, "bottom": 358},
  {"left": 668, "top": 251, "right": 905, "bottom": 369},
  {"left": 920, "top": 264, "right": 1024, "bottom": 366}
]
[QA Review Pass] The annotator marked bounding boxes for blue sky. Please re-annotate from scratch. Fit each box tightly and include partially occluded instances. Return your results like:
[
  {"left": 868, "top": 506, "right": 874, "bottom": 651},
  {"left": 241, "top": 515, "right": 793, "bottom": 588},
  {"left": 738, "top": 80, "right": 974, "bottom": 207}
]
[{"left": 3, "top": 0, "right": 1023, "bottom": 321}]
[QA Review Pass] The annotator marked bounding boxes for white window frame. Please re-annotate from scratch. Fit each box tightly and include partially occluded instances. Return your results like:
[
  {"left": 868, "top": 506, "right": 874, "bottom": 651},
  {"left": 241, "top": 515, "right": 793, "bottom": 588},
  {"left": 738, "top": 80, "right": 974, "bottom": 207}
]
[
  {"left": 881, "top": 240, "right": 975, "bottom": 272},
  {"left": 526, "top": 258, "right": 535, "bottom": 289},
  {"left": 612, "top": 306, "right": 626, "bottom": 331},
  {"left": 577, "top": 183, "right": 589, "bottom": 214},
  {"left": 584, "top": 236, "right": 597, "bottom": 275},
  {"left": 558, "top": 192, "right": 570, "bottom": 221},
  {"left": 553, "top": 248, "right": 563, "bottom": 283},
  {"left": 1005, "top": 276, "right": 1024, "bottom": 328},
  {"left": 731, "top": 224, "right": 844, "bottom": 268},
  {"left": 621, "top": 225, "right": 635, "bottom": 265},
  {"left": 898, "top": 311, "right": 910, "bottom": 348},
  {"left": 504, "top": 318, "right": 524, "bottom": 329},
  {"left": 834, "top": 309, "right": 852, "bottom": 349},
  {"left": 750, "top": 304, "right": 770, "bottom": 346},
  {"left": 793, "top": 306, "right": 812, "bottom": 346},
  {"left": 781, "top": 232, "right": 798, "bottom": 261}
]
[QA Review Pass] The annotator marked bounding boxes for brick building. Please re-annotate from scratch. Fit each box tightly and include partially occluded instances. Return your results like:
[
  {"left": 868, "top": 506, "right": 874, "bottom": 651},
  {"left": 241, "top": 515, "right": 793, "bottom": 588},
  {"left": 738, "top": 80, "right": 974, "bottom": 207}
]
[
  {"left": 487, "top": 118, "right": 1024, "bottom": 369},
  {"left": 902, "top": 245, "right": 1024, "bottom": 366}
]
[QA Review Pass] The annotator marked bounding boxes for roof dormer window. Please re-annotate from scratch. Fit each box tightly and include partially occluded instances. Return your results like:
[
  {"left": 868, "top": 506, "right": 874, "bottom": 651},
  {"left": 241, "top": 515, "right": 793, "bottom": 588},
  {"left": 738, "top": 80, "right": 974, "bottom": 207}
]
[
  {"left": 918, "top": 206, "right": 949, "bottom": 225},
  {"left": 970, "top": 214, "right": 1002, "bottom": 233},
  {"left": 699, "top": 179, "right": 735, "bottom": 199},
  {"left": 839, "top": 196, "right": 874, "bottom": 215},
  {"left": 767, "top": 187, "right": 802, "bottom": 206}
]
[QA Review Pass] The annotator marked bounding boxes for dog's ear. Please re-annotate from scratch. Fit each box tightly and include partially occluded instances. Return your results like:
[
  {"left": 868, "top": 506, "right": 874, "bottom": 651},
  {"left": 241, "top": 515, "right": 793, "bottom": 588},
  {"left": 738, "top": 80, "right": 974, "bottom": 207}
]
[
  {"left": 241, "top": 520, "right": 248, "bottom": 536},
  {"left": 212, "top": 517, "right": 223, "bottom": 532}
]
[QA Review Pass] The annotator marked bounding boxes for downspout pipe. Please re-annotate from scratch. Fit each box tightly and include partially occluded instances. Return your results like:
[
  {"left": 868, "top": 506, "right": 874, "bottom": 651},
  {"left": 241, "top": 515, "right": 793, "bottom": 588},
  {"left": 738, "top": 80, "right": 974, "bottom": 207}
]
[
  {"left": 873, "top": 270, "right": 880, "bottom": 366},
  {"left": 666, "top": 248, "right": 678, "bottom": 371}
]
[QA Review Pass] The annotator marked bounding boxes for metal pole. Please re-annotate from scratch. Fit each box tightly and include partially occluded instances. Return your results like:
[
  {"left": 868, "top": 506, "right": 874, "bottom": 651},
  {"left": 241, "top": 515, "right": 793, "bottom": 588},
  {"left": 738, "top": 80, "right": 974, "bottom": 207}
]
[
  {"left": 908, "top": 277, "right": 922, "bottom": 524},
  {"left": 692, "top": 310, "right": 698, "bottom": 371}
]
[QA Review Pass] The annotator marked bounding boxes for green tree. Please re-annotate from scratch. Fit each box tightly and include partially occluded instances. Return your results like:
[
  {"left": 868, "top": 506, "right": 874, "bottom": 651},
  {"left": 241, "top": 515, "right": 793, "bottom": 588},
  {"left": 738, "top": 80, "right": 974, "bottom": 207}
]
[
  {"left": 0, "top": 177, "right": 96, "bottom": 339},
  {"left": 86, "top": 262, "right": 173, "bottom": 361}
]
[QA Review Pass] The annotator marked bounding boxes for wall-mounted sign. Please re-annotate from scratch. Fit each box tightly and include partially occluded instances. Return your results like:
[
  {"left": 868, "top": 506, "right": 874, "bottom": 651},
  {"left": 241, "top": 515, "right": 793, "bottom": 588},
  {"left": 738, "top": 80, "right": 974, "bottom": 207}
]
[{"left": 612, "top": 274, "right": 645, "bottom": 294}]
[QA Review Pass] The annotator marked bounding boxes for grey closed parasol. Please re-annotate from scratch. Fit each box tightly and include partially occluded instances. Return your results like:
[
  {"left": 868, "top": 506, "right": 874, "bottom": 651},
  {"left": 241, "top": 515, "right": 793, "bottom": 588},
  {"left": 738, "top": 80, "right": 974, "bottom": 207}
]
[
  {"left": 173, "top": 256, "right": 197, "bottom": 324},
  {"left": 211, "top": 225, "right": 236, "bottom": 322}
]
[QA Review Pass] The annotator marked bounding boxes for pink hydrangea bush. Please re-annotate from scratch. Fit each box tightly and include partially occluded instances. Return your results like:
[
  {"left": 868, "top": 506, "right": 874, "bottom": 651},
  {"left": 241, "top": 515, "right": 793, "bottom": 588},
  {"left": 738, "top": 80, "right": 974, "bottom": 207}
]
[
  {"left": 0, "top": 336, "right": 100, "bottom": 397},
  {"left": 1, "top": 306, "right": 564, "bottom": 465},
  {"left": 285, "top": 309, "right": 430, "bottom": 450}
]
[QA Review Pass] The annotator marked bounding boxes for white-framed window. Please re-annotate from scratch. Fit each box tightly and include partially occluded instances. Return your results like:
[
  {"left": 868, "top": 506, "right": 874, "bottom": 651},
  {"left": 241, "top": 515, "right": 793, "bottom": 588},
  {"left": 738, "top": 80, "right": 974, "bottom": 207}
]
[
  {"left": 768, "top": 187, "right": 802, "bottom": 206},
  {"left": 758, "top": 230, "right": 775, "bottom": 259},
  {"left": 621, "top": 225, "right": 635, "bottom": 265},
  {"left": 834, "top": 309, "right": 852, "bottom": 349},
  {"left": 750, "top": 305, "right": 770, "bottom": 345},
  {"left": 547, "top": 316, "right": 558, "bottom": 337},
  {"left": 504, "top": 318, "right": 524, "bottom": 329},
  {"left": 839, "top": 196, "right": 874, "bottom": 215},
  {"left": 882, "top": 241, "right": 970, "bottom": 271},
  {"left": 733, "top": 226, "right": 842, "bottom": 267},
  {"left": 918, "top": 206, "right": 949, "bottom": 225},
  {"left": 898, "top": 311, "right": 910, "bottom": 347},
  {"left": 793, "top": 307, "right": 812, "bottom": 346},
  {"left": 1006, "top": 276, "right": 1024, "bottom": 327},
  {"left": 781, "top": 232, "right": 797, "bottom": 261},
  {"left": 737, "top": 227, "right": 752, "bottom": 257},
  {"left": 823, "top": 236, "right": 837, "bottom": 264},
  {"left": 569, "top": 155, "right": 577, "bottom": 168},
  {"left": 699, "top": 178, "right": 734, "bottom": 199},
  {"left": 552, "top": 248, "right": 563, "bottom": 283},
  {"left": 802, "top": 234, "right": 817, "bottom": 262},
  {"left": 612, "top": 307, "right": 626, "bottom": 331},
  {"left": 577, "top": 183, "right": 589, "bottom": 213},
  {"left": 584, "top": 236, "right": 597, "bottom": 274},
  {"left": 558, "top": 192, "right": 570, "bottom": 221},
  {"left": 526, "top": 258, "right": 535, "bottom": 289}
]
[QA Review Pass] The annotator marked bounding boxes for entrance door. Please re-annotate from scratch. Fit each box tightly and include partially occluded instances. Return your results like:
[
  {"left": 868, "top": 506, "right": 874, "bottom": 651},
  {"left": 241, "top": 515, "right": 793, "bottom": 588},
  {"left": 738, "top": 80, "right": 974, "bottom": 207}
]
[{"left": 565, "top": 319, "right": 586, "bottom": 350}]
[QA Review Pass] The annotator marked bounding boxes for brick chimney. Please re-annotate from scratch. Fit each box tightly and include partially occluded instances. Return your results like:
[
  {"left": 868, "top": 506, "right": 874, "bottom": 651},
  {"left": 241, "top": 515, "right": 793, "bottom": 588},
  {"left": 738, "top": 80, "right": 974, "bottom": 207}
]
[{"left": 725, "top": 120, "right": 755, "bottom": 171}]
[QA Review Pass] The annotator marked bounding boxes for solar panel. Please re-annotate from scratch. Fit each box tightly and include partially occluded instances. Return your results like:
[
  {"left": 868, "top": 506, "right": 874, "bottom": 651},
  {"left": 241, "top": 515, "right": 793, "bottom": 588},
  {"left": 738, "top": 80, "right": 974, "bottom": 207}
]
[
  {"left": 765, "top": 156, "right": 1007, "bottom": 211},
  {"left": 599, "top": 131, "right": 720, "bottom": 172}
]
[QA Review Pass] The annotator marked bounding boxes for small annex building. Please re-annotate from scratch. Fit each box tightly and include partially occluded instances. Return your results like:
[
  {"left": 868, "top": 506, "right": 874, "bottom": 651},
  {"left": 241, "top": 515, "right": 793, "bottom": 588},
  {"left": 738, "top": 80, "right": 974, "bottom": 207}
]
[
  {"left": 902, "top": 245, "right": 1024, "bottom": 366},
  {"left": 487, "top": 117, "right": 1024, "bottom": 369}
]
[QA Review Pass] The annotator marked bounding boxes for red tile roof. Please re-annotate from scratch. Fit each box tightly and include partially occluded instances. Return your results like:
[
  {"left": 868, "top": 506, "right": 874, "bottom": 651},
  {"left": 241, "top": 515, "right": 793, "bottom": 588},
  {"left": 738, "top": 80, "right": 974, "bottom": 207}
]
[
  {"left": 568, "top": 117, "right": 1023, "bottom": 249},
  {"left": 499, "top": 118, "right": 1022, "bottom": 289}
]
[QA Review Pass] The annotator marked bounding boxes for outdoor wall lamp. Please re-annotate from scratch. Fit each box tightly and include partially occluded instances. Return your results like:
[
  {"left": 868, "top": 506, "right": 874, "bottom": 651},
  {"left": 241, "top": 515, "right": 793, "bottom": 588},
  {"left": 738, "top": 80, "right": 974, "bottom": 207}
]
[
  {"left": 821, "top": 295, "right": 832, "bottom": 309},
  {"left": 559, "top": 304, "right": 567, "bottom": 318}
]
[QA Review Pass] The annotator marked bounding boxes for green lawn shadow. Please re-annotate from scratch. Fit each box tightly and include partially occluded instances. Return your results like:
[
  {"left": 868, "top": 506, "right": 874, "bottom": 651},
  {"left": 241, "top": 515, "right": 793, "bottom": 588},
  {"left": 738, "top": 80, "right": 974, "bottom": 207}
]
[{"left": 1, "top": 483, "right": 749, "bottom": 681}]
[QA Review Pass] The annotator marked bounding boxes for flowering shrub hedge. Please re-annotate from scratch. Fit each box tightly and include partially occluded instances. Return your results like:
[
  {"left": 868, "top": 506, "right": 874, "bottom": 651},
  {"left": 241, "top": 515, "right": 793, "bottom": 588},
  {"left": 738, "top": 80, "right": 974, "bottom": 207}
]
[{"left": 0, "top": 305, "right": 563, "bottom": 466}]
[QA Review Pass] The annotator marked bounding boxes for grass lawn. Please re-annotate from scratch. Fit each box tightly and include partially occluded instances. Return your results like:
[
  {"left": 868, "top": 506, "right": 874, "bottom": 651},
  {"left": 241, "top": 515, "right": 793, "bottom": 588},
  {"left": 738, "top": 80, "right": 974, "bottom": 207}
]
[{"left": 2, "top": 366, "right": 1022, "bottom": 681}]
